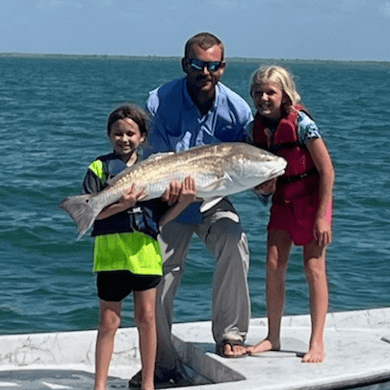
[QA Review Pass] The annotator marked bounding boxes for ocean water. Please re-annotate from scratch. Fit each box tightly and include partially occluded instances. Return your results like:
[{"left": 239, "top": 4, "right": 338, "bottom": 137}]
[{"left": 0, "top": 55, "right": 390, "bottom": 340}]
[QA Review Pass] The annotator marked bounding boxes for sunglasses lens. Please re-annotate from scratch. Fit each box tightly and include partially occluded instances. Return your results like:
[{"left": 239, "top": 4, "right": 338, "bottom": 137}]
[
  {"left": 190, "top": 61, "right": 203, "bottom": 71},
  {"left": 189, "top": 59, "right": 222, "bottom": 72},
  {"left": 208, "top": 62, "right": 221, "bottom": 71}
]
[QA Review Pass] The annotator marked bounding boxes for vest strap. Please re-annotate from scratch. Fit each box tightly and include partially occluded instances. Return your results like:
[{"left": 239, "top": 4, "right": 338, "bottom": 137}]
[{"left": 278, "top": 167, "right": 318, "bottom": 184}]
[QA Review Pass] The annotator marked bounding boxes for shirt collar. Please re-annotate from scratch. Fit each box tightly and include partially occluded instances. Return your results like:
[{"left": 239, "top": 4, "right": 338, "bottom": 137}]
[{"left": 183, "top": 78, "right": 220, "bottom": 114}]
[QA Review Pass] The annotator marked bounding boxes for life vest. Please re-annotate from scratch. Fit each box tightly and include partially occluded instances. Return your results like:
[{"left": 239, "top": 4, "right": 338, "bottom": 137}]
[
  {"left": 252, "top": 106, "right": 319, "bottom": 202},
  {"left": 89, "top": 153, "right": 168, "bottom": 240}
]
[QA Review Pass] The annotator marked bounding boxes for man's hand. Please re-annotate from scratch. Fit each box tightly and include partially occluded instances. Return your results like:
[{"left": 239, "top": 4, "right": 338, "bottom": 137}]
[
  {"left": 162, "top": 180, "right": 182, "bottom": 206},
  {"left": 178, "top": 176, "right": 197, "bottom": 205}
]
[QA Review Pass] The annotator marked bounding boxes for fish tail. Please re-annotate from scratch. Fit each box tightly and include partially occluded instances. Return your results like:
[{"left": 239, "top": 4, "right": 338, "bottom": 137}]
[{"left": 59, "top": 194, "right": 100, "bottom": 240}]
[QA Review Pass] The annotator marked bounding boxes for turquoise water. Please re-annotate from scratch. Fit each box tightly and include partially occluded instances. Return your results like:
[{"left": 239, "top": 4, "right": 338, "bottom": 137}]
[{"left": 1, "top": 55, "right": 390, "bottom": 338}]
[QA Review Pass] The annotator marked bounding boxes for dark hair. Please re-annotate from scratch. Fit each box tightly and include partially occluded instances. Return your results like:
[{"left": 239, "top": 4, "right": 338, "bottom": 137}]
[
  {"left": 107, "top": 103, "right": 149, "bottom": 137},
  {"left": 184, "top": 32, "right": 225, "bottom": 60}
]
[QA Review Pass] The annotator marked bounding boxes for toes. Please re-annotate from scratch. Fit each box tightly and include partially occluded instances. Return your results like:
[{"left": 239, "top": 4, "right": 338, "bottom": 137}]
[
  {"left": 232, "top": 344, "right": 247, "bottom": 357},
  {"left": 302, "top": 352, "right": 325, "bottom": 363},
  {"left": 223, "top": 343, "right": 247, "bottom": 357}
]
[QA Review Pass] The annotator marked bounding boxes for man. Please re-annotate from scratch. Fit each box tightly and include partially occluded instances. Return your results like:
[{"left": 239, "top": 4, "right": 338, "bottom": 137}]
[{"left": 129, "top": 32, "right": 253, "bottom": 388}]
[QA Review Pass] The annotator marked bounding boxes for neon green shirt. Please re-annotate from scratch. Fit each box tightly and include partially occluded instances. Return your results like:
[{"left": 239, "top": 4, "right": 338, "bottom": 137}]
[
  {"left": 83, "top": 155, "right": 163, "bottom": 276},
  {"left": 93, "top": 231, "right": 162, "bottom": 275}
]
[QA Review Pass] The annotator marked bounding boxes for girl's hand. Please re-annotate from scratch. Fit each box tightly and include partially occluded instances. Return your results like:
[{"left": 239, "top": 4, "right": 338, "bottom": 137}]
[
  {"left": 120, "top": 183, "right": 146, "bottom": 209},
  {"left": 313, "top": 217, "right": 332, "bottom": 247},
  {"left": 96, "top": 183, "right": 146, "bottom": 220}
]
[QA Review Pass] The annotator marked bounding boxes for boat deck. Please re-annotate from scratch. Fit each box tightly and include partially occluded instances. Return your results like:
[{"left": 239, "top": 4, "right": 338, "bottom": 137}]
[{"left": 1, "top": 308, "right": 390, "bottom": 389}]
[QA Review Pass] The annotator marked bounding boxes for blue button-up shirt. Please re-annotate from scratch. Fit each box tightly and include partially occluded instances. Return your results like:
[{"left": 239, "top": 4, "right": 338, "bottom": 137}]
[
  {"left": 144, "top": 77, "right": 253, "bottom": 157},
  {"left": 144, "top": 77, "right": 253, "bottom": 224}
]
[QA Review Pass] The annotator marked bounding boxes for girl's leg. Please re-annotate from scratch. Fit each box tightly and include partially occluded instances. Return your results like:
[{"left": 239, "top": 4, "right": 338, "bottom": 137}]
[
  {"left": 134, "top": 288, "right": 157, "bottom": 390},
  {"left": 302, "top": 240, "right": 328, "bottom": 363},
  {"left": 94, "top": 299, "right": 122, "bottom": 390},
  {"left": 248, "top": 229, "right": 292, "bottom": 354}
]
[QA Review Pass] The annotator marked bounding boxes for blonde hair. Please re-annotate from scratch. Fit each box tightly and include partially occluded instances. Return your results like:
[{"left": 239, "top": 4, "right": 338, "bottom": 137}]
[{"left": 250, "top": 65, "right": 301, "bottom": 115}]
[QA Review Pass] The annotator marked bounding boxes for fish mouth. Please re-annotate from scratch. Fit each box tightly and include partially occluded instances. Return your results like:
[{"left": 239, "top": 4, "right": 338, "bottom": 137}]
[
  {"left": 270, "top": 169, "right": 285, "bottom": 179},
  {"left": 268, "top": 167, "right": 286, "bottom": 180}
]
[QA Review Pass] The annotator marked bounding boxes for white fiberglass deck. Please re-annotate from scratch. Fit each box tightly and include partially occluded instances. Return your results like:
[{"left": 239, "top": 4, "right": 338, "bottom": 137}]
[{"left": 1, "top": 308, "right": 390, "bottom": 389}]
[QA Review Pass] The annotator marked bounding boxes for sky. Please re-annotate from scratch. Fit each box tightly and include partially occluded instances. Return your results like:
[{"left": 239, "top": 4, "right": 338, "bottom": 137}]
[{"left": 1, "top": 0, "right": 389, "bottom": 61}]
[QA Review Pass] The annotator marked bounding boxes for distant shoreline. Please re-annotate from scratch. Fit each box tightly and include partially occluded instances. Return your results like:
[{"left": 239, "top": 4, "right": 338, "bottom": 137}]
[{"left": 0, "top": 52, "right": 389, "bottom": 65}]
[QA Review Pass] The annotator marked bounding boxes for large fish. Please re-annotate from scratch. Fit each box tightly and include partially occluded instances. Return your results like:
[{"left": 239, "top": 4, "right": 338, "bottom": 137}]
[{"left": 59, "top": 142, "right": 287, "bottom": 239}]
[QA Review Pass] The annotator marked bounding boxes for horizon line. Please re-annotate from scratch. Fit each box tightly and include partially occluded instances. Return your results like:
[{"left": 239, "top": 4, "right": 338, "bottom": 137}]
[{"left": 1, "top": 52, "right": 389, "bottom": 64}]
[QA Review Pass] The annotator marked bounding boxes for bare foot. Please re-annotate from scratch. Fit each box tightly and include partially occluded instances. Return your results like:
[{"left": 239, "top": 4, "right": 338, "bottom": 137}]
[
  {"left": 302, "top": 342, "right": 325, "bottom": 363},
  {"left": 223, "top": 342, "right": 248, "bottom": 358},
  {"left": 247, "top": 338, "right": 280, "bottom": 355}
]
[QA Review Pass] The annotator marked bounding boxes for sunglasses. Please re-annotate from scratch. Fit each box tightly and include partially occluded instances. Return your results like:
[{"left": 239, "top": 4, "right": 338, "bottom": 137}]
[{"left": 187, "top": 58, "right": 224, "bottom": 72}]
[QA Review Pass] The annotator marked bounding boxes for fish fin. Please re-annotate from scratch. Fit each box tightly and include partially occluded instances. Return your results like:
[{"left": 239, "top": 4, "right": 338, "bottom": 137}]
[
  {"left": 146, "top": 151, "right": 175, "bottom": 160},
  {"left": 59, "top": 194, "right": 100, "bottom": 240},
  {"left": 200, "top": 197, "right": 224, "bottom": 212}
]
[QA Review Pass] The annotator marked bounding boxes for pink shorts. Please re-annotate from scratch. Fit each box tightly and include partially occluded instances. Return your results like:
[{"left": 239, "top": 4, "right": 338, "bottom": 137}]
[{"left": 268, "top": 192, "right": 332, "bottom": 246}]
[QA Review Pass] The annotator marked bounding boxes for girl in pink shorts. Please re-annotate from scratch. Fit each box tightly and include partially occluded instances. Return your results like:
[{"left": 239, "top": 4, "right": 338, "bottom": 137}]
[{"left": 245, "top": 65, "right": 334, "bottom": 363}]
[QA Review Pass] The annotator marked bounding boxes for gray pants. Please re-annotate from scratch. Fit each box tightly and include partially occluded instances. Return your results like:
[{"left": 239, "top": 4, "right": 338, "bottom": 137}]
[{"left": 155, "top": 199, "right": 250, "bottom": 379}]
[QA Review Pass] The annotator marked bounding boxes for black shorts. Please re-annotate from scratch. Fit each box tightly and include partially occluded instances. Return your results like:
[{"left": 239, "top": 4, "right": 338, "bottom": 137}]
[{"left": 96, "top": 270, "right": 162, "bottom": 302}]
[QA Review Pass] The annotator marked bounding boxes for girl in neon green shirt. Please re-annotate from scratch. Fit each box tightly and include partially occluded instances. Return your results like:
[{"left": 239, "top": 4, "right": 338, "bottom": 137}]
[{"left": 84, "top": 104, "right": 196, "bottom": 390}]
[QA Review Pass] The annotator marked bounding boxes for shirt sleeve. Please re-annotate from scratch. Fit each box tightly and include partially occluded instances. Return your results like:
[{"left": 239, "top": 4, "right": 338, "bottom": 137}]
[
  {"left": 144, "top": 89, "right": 172, "bottom": 158},
  {"left": 243, "top": 121, "right": 255, "bottom": 145},
  {"left": 233, "top": 112, "right": 253, "bottom": 142},
  {"left": 81, "top": 168, "right": 103, "bottom": 195},
  {"left": 297, "top": 112, "right": 322, "bottom": 146},
  {"left": 218, "top": 84, "right": 253, "bottom": 143}
]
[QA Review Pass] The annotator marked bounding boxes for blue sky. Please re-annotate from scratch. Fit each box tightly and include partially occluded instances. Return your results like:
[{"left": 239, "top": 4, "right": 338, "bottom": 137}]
[{"left": 1, "top": 0, "right": 389, "bottom": 61}]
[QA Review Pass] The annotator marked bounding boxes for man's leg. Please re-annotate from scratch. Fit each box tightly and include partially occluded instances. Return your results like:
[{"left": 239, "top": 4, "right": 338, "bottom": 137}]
[
  {"left": 197, "top": 199, "right": 250, "bottom": 357},
  {"left": 129, "top": 221, "right": 194, "bottom": 387},
  {"left": 155, "top": 221, "right": 195, "bottom": 379}
]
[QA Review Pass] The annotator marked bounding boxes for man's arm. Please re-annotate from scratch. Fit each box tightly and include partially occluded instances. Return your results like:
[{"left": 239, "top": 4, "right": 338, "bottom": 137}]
[{"left": 144, "top": 89, "right": 173, "bottom": 158}]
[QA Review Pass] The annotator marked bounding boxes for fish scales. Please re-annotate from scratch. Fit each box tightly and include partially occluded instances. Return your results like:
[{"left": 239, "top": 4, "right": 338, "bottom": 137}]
[
  {"left": 108, "top": 146, "right": 227, "bottom": 197},
  {"left": 59, "top": 142, "right": 287, "bottom": 239},
  {"left": 107, "top": 156, "right": 217, "bottom": 197}
]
